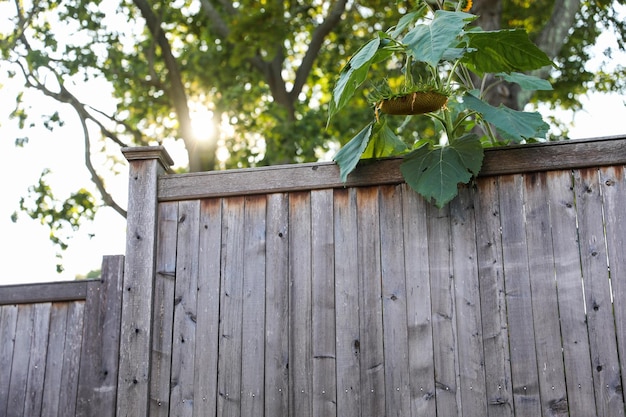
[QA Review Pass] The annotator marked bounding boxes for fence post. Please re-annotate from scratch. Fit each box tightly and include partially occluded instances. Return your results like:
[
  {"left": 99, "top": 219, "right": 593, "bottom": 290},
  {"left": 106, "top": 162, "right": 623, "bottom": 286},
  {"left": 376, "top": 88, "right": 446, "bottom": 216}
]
[{"left": 117, "top": 146, "right": 173, "bottom": 417}]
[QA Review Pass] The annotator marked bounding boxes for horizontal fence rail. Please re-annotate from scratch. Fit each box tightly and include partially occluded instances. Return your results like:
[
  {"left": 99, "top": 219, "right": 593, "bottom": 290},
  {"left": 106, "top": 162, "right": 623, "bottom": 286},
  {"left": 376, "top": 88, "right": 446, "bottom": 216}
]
[{"left": 116, "top": 137, "right": 626, "bottom": 417}]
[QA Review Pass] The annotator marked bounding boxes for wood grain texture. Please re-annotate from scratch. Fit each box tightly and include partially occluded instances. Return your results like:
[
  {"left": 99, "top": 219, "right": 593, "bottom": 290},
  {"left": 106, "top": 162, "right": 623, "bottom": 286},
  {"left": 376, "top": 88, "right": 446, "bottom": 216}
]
[
  {"left": 117, "top": 150, "right": 170, "bottom": 417},
  {"left": 472, "top": 176, "right": 513, "bottom": 417},
  {"left": 193, "top": 198, "right": 222, "bottom": 416},
  {"left": 599, "top": 165, "right": 626, "bottom": 414},
  {"left": 158, "top": 137, "right": 626, "bottom": 201},
  {"left": 289, "top": 192, "right": 313, "bottom": 417},
  {"left": 426, "top": 202, "right": 459, "bottom": 416},
  {"left": 76, "top": 255, "right": 124, "bottom": 417},
  {"left": 57, "top": 301, "right": 85, "bottom": 417},
  {"left": 217, "top": 197, "right": 245, "bottom": 417},
  {"left": 310, "top": 189, "right": 337, "bottom": 417},
  {"left": 574, "top": 168, "right": 625, "bottom": 416},
  {"left": 379, "top": 185, "right": 411, "bottom": 417},
  {"left": 169, "top": 200, "right": 200, "bottom": 417},
  {"left": 264, "top": 193, "right": 290, "bottom": 417},
  {"left": 0, "top": 304, "right": 18, "bottom": 416},
  {"left": 240, "top": 195, "right": 267, "bottom": 417},
  {"left": 41, "top": 303, "right": 69, "bottom": 417},
  {"left": 524, "top": 172, "right": 569, "bottom": 416},
  {"left": 450, "top": 185, "right": 487, "bottom": 415},
  {"left": 333, "top": 188, "right": 361, "bottom": 417},
  {"left": 547, "top": 170, "right": 597, "bottom": 417},
  {"left": 498, "top": 174, "right": 541, "bottom": 417},
  {"left": 6, "top": 304, "right": 35, "bottom": 417},
  {"left": 0, "top": 280, "right": 88, "bottom": 305},
  {"left": 150, "top": 202, "right": 178, "bottom": 416},
  {"left": 23, "top": 303, "right": 51, "bottom": 416},
  {"left": 355, "top": 187, "right": 385, "bottom": 417},
  {"left": 401, "top": 184, "right": 437, "bottom": 417}
]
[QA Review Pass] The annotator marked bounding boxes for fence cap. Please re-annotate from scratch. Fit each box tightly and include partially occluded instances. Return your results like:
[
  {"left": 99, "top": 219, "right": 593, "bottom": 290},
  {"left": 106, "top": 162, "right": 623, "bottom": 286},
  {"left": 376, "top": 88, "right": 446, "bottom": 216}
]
[{"left": 121, "top": 146, "right": 175, "bottom": 172}]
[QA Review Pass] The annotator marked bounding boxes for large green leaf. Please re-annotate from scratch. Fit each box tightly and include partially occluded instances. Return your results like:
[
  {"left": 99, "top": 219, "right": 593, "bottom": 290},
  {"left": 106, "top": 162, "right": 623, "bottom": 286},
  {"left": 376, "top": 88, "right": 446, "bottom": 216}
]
[
  {"left": 497, "top": 72, "right": 553, "bottom": 91},
  {"left": 404, "top": 10, "right": 475, "bottom": 68},
  {"left": 329, "top": 38, "right": 381, "bottom": 121},
  {"left": 463, "top": 29, "right": 554, "bottom": 75},
  {"left": 363, "top": 119, "right": 408, "bottom": 158},
  {"left": 400, "top": 134, "right": 483, "bottom": 208},
  {"left": 334, "top": 122, "right": 375, "bottom": 182},
  {"left": 463, "top": 93, "right": 549, "bottom": 142}
]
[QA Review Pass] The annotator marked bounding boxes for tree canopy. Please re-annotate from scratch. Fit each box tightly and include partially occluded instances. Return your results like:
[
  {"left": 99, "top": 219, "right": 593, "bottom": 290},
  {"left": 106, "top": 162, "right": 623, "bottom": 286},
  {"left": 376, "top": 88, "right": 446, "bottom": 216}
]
[{"left": 1, "top": 0, "right": 624, "bottom": 271}]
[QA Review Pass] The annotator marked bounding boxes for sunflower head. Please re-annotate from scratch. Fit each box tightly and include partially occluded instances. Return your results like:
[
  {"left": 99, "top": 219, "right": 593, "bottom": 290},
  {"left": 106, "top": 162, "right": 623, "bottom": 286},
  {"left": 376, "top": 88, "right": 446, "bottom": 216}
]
[{"left": 460, "top": 0, "right": 473, "bottom": 12}]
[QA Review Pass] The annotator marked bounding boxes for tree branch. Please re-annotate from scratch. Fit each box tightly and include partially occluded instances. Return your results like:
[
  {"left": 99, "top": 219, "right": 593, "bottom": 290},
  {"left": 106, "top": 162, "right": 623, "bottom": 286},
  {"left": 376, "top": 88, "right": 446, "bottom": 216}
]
[
  {"left": 132, "top": 0, "right": 203, "bottom": 170},
  {"left": 16, "top": 60, "right": 128, "bottom": 217},
  {"left": 290, "top": 0, "right": 349, "bottom": 100},
  {"left": 198, "top": 0, "right": 231, "bottom": 38}
]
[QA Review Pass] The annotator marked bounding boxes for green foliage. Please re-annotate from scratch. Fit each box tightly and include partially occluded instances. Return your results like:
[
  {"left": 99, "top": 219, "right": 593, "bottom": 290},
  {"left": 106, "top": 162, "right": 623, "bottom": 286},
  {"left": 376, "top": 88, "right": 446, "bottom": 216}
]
[
  {"left": 462, "top": 29, "right": 554, "bottom": 74},
  {"left": 400, "top": 134, "right": 483, "bottom": 206},
  {"left": 13, "top": 169, "right": 97, "bottom": 273},
  {"left": 328, "top": 2, "right": 554, "bottom": 207},
  {"left": 0, "top": 0, "right": 624, "bottom": 270}
]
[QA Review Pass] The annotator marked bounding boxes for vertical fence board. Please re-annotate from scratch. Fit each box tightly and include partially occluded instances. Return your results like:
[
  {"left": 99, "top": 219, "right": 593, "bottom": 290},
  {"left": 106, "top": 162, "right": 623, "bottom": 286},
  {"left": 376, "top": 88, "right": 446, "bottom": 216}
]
[
  {"left": 0, "top": 304, "right": 18, "bottom": 416},
  {"left": 498, "top": 175, "right": 541, "bottom": 417},
  {"left": 217, "top": 197, "right": 245, "bottom": 417},
  {"left": 526, "top": 172, "right": 571, "bottom": 414},
  {"left": 401, "top": 184, "right": 436, "bottom": 417},
  {"left": 264, "top": 193, "right": 290, "bottom": 417},
  {"left": 6, "top": 304, "right": 35, "bottom": 417},
  {"left": 600, "top": 165, "right": 626, "bottom": 409},
  {"left": 575, "top": 168, "right": 625, "bottom": 416},
  {"left": 151, "top": 202, "right": 179, "bottom": 416},
  {"left": 450, "top": 185, "right": 487, "bottom": 415},
  {"left": 241, "top": 195, "right": 267, "bottom": 416},
  {"left": 356, "top": 187, "right": 386, "bottom": 417},
  {"left": 23, "top": 303, "right": 51, "bottom": 416},
  {"left": 170, "top": 200, "right": 201, "bottom": 417},
  {"left": 333, "top": 188, "right": 361, "bottom": 417},
  {"left": 311, "top": 189, "right": 337, "bottom": 417},
  {"left": 473, "top": 176, "right": 513, "bottom": 417},
  {"left": 41, "top": 303, "right": 69, "bottom": 417},
  {"left": 379, "top": 185, "right": 411, "bottom": 417},
  {"left": 289, "top": 192, "right": 313, "bottom": 417},
  {"left": 193, "top": 198, "right": 222, "bottom": 416},
  {"left": 523, "top": 172, "right": 569, "bottom": 416},
  {"left": 548, "top": 170, "right": 598, "bottom": 417},
  {"left": 426, "top": 202, "right": 458, "bottom": 415},
  {"left": 58, "top": 301, "right": 85, "bottom": 416},
  {"left": 77, "top": 256, "right": 124, "bottom": 417}
]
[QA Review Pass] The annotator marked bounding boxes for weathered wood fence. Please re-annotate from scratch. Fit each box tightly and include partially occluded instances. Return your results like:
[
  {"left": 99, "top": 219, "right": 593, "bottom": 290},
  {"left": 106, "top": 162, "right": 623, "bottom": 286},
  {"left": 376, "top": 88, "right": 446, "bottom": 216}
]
[
  {"left": 2, "top": 136, "right": 626, "bottom": 417},
  {"left": 0, "top": 255, "right": 123, "bottom": 417}
]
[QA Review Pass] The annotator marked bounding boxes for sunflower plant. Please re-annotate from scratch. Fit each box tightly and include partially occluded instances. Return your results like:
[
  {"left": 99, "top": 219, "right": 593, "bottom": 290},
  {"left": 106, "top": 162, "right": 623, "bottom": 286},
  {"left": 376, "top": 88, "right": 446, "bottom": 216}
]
[{"left": 328, "top": 0, "right": 554, "bottom": 207}]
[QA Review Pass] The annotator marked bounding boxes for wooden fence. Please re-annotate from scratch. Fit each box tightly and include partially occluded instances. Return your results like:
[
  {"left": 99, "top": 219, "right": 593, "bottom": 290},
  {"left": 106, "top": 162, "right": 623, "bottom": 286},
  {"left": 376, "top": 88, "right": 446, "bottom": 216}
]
[
  {"left": 1, "top": 137, "right": 626, "bottom": 417},
  {"left": 0, "top": 255, "right": 124, "bottom": 417},
  {"left": 117, "top": 136, "right": 626, "bottom": 417}
]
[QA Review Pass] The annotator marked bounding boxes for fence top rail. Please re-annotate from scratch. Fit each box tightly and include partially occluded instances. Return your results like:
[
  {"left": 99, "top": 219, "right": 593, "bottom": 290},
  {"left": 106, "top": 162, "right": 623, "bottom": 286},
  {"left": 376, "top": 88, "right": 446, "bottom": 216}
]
[
  {"left": 154, "top": 135, "right": 626, "bottom": 201},
  {"left": 0, "top": 279, "right": 93, "bottom": 305}
]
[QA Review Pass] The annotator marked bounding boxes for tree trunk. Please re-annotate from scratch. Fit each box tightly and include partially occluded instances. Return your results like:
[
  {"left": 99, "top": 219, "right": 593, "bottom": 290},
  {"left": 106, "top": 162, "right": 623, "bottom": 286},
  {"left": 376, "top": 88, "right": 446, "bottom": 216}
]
[{"left": 473, "top": 0, "right": 580, "bottom": 110}]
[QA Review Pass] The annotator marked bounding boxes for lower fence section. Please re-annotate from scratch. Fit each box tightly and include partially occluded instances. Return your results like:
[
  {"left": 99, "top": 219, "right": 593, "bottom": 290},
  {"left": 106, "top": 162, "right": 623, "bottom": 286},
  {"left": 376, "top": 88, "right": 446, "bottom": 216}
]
[{"left": 0, "top": 255, "right": 124, "bottom": 417}]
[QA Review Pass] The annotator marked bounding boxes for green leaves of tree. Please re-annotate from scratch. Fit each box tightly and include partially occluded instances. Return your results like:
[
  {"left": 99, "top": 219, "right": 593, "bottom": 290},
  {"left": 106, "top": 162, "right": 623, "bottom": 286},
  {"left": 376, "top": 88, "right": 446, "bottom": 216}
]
[{"left": 400, "top": 134, "right": 483, "bottom": 208}]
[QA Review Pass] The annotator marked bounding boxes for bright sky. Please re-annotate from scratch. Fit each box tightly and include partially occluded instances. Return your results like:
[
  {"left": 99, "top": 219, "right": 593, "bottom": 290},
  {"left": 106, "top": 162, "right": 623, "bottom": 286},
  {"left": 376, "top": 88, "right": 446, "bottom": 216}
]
[{"left": 1, "top": 4, "right": 625, "bottom": 286}]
